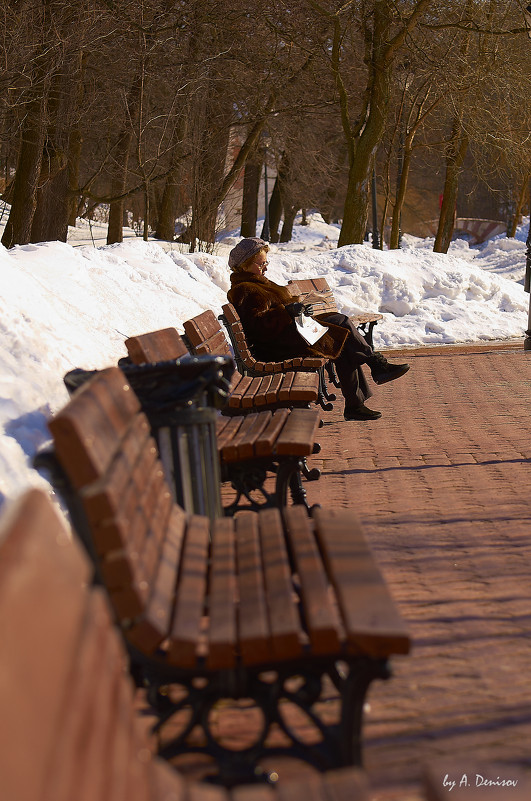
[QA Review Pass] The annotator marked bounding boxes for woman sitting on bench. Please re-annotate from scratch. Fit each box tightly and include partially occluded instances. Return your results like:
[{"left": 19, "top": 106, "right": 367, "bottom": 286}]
[{"left": 226, "top": 237, "right": 410, "bottom": 421}]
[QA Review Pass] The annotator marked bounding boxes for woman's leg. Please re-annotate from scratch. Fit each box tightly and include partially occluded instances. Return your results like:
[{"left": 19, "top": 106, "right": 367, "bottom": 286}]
[{"left": 318, "top": 313, "right": 374, "bottom": 409}]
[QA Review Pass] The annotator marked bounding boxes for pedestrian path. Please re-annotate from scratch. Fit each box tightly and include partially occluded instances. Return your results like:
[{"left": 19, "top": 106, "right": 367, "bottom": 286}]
[{"left": 309, "top": 341, "right": 531, "bottom": 799}]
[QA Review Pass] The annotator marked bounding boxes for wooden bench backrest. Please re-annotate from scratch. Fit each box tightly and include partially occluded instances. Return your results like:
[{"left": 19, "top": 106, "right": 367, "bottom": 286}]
[
  {"left": 287, "top": 278, "right": 338, "bottom": 315},
  {"left": 220, "top": 303, "right": 258, "bottom": 370},
  {"left": 125, "top": 327, "right": 189, "bottom": 363},
  {"left": 183, "top": 310, "right": 232, "bottom": 358},
  {"left": 48, "top": 367, "right": 185, "bottom": 655},
  {"left": 0, "top": 488, "right": 185, "bottom": 801},
  {"left": 220, "top": 303, "right": 324, "bottom": 375}
]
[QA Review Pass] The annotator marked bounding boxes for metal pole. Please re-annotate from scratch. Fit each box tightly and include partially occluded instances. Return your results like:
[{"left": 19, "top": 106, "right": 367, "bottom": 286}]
[
  {"left": 371, "top": 169, "right": 379, "bottom": 249},
  {"left": 260, "top": 145, "right": 270, "bottom": 241},
  {"left": 523, "top": 7, "right": 531, "bottom": 350},
  {"left": 524, "top": 216, "right": 531, "bottom": 350},
  {"left": 396, "top": 130, "right": 404, "bottom": 248}
]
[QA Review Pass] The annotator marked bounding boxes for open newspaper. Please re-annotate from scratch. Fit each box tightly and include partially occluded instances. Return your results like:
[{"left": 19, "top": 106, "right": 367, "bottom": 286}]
[{"left": 295, "top": 313, "right": 328, "bottom": 346}]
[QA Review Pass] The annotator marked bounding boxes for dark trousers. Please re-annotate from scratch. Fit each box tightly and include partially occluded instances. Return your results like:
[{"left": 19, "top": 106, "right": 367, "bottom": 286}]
[{"left": 318, "top": 312, "right": 374, "bottom": 409}]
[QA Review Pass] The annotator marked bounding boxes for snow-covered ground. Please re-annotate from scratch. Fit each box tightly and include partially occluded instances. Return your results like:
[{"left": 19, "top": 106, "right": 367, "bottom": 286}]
[{"left": 0, "top": 208, "right": 529, "bottom": 509}]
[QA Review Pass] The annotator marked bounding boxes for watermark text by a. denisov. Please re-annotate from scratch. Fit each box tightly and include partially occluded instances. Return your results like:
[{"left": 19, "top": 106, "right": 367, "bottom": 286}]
[{"left": 443, "top": 773, "right": 519, "bottom": 792}]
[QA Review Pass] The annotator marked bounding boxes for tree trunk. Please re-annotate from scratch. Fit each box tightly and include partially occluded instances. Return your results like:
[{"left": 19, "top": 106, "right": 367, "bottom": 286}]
[
  {"left": 155, "top": 114, "right": 189, "bottom": 241},
  {"left": 389, "top": 141, "right": 411, "bottom": 249},
  {"left": 507, "top": 174, "right": 529, "bottom": 238},
  {"left": 156, "top": 164, "right": 182, "bottom": 241},
  {"left": 240, "top": 159, "right": 261, "bottom": 237},
  {"left": 189, "top": 121, "right": 231, "bottom": 250},
  {"left": 434, "top": 122, "right": 468, "bottom": 253},
  {"left": 67, "top": 52, "right": 87, "bottom": 228},
  {"left": 68, "top": 126, "right": 83, "bottom": 227},
  {"left": 337, "top": 4, "right": 393, "bottom": 247},
  {"left": 1, "top": 94, "right": 47, "bottom": 248},
  {"left": 31, "top": 165, "right": 69, "bottom": 243},
  {"left": 107, "top": 77, "right": 142, "bottom": 245},
  {"left": 280, "top": 205, "right": 298, "bottom": 242},
  {"left": 269, "top": 151, "right": 290, "bottom": 243}
]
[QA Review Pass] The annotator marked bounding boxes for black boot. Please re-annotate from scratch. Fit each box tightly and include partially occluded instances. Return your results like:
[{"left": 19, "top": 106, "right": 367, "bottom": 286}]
[
  {"left": 344, "top": 403, "right": 382, "bottom": 421},
  {"left": 368, "top": 352, "right": 410, "bottom": 385}
]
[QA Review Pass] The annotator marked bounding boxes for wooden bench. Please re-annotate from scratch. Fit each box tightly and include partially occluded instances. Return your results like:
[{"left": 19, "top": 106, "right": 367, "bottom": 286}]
[
  {"left": 0, "top": 487, "right": 372, "bottom": 800},
  {"left": 45, "top": 366, "right": 411, "bottom": 784},
  {"left": 121, "top": 330, "right": 323, "bottom": 515},
  {"left": 286, "top": 278, "right": 383, "bottom": 348},
  {"left": 184, "top": 310, "right": 335, "bottom": 412},
  {"left": 0, "top": 487, "right": 187, "bottom": 801}
]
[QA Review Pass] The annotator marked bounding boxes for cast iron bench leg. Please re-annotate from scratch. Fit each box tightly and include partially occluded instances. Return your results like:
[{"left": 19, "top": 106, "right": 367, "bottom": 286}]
[{"left": 317, "top": 367, "right": 334, "bottom": 411}]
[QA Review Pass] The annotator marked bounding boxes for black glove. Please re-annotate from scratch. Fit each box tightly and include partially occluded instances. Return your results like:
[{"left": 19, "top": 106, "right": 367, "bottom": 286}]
[
  {"left": 285, "top": 302, "right": 304, "bottom": 319},
  {"left": 303, "top": 304, "right": 314, "bottom": 317}
]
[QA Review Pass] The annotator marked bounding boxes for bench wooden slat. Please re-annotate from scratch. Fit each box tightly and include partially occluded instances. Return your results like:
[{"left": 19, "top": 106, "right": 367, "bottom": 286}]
[
  {"left": 194, "top": 330, "right": 232, "bottom": 357},
  {"left": 254, "top": 408, "right": 290, "bottom": 457},
  {"left": 95, "top": 453, "right": 166, "bottom": 590},
  {"left": 106, "top": 563, "right": 151, "bottom": 621},
  {"left": 235, "top": 512, "right": 271, "bottom": 665},
  {"left": 183, "top": 309, "right": 224, "bottom": 344},
  {"left": 167, "top": 514, "right": 210, "bottom": 667},
  {"left": 277, "top": 372, "right": 295, "bottom": 402},
  {"left": 258, "top": 508, "right": 304, "bottom": 660},
  {"left": 127, "top": 505, "right": 187, "bottom": 654},
  {"left": 312, "top": 508, "right": 411, "bottom": 657},
  {"left": 241, "top": 376, "right": 263, "bottom": 408},
  {"left": 67, "top": 603, "right": 127, "bottom": 801},
  {"left": 43, "top": 588, "right": 112, "bottom": 801},
  {"left": 220, "top": 411, "right": 273, "bottom": 462},
  {"left": 264, "top": 373, "right": 284, "bottom": 405},
  {"left": 216, "top": 414, "right": 245, "bottom": 452},
  {"left": 129, "top": 458, "right": 166, "bottom": 555},
  {"left": 207, "top": 516, "right": 238, "bottom": 669},
  {"left": 82, "top": 415, "right": 154, "bottom": 528},
  {"left": 228, "top": 373, "right": 255, "bottom": 408},
  {"left": 125, "top": 328, "right": 189, "bottom": 363},
  {"left": 283, "top": 506, "right": 343, "bottom": 655},
  {"left": 0, "top": 489, "right": 93, "bottom": 801},
  {"left": 252, "top": 374, "right": 275, "bottom": 406},
  {"left": 107, "top": 674, "right": 151, "bottom": 801},
  {"left": 350, "top": 312, "right": 383, "bottom": 325},
  {"left": 289, "top": 372, "right": 321, "bottom": 402},
  {"left": 275, "top": 408, "right": 320, "bottom": 457}
]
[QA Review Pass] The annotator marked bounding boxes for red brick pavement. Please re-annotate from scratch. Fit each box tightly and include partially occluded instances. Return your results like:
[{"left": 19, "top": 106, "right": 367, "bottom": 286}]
[{"left": 307, "top": 342, "right": 531, "bottom": 799}]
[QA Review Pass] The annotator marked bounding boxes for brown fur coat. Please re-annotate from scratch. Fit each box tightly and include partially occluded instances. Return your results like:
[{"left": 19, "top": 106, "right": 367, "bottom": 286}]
[{"left": 227, "top": 272, "right": 348, "bottom": 362}]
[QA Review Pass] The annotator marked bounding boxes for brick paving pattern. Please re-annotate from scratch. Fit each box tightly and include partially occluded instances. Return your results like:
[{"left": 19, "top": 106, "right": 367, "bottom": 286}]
[{"left": 308, "top": 343, "right": 531, "bottom": 799}]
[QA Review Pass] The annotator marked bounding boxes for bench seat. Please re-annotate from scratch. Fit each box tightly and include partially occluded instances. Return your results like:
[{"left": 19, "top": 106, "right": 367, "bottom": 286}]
[{"left": 46, "top": 366, "right": 410, "bottom": 782}]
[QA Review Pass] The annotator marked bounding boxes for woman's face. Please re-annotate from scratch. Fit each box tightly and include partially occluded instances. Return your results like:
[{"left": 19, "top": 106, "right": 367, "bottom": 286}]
[{"left": 244, "top": 250, "right": 269, "bottom": 276}]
